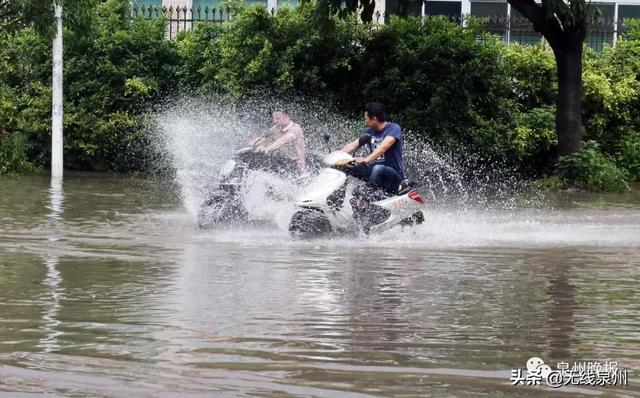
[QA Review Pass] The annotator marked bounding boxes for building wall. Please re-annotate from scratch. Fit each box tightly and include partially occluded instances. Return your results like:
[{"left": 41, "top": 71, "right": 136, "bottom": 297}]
[
  {"left": 410, "top": 0, "right": 640, "bottom": 49},
  {"left": 416, "top": 0, "right": 640, "bottom": 21},
  {"left": 133, "top": 0, "right": 640, "bottom": 19}
]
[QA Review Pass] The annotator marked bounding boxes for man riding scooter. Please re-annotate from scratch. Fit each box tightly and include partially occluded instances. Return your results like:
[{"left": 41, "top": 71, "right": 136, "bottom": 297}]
[
  {"left": 287, "top": 102, "right": 424, "bottom": 237},
  {"left": 198, "top": 110, "right": 307, "bottom": 227},
  {"left": 340, "top": 101, "right": 406, "bottom": 225},
  {"left": 246, "top": 110, "right": 306, "bottom": 178}
]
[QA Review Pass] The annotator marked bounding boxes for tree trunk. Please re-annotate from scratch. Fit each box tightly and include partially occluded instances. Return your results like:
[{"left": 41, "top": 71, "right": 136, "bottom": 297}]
[
  {"left": 552, "top": 40, "right": 583, "bottom": 157},
  {"left": 360, "top": 0, "right": 375, "bottom": 22}
]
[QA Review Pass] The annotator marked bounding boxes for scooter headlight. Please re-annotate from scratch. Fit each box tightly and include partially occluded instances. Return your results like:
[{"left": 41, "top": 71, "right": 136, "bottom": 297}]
[{"left": 220, "top": 160, "right": 237, "bottom": 177}]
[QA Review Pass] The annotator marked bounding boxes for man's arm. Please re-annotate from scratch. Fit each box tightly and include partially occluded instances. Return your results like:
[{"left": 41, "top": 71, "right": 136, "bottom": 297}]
[
  {"left": 248, "top": 125, "right": 278, "bottom": 147},
  {"left": 357, "top": 136, "right": 396, "bottom": 165},
  {"left": 260, "top": 132, "right": 296, "bottom": 152},
  {"left": 248, "top": 136, "right": 266, "bottom": 146},
  {"left": 342, "top": 139, "right": 361, "bottom": 154}
]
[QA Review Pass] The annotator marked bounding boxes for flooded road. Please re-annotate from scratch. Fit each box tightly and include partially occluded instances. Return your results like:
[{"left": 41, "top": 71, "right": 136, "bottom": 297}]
[{"left": 1, "top": 174, "right": 639, "bottom": 397}]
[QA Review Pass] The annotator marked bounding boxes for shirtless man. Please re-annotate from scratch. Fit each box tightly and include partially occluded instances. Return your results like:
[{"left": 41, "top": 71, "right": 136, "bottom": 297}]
[{"left": 251, "top": 110, "right": 306, "bottom": 171}]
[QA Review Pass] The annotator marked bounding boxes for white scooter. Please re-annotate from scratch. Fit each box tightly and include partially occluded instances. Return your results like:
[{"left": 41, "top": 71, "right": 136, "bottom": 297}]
[
  {"left": 198, "top": 147, "right": 320, "bottom": 228},
  {"left": 288, "top": 150, "right": 425, "bottom": 238}
]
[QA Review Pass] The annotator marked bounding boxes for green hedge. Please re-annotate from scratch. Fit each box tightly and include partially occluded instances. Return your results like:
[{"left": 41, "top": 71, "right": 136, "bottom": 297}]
[
  {"left": 1, "top": 0, "right": 640, "bottom": 192},
  {"left": 0, "top": 0, "right": 178, "bottom": 172},
  {"left": 557, "top": 141, "right": 629, "bottom": 192}
]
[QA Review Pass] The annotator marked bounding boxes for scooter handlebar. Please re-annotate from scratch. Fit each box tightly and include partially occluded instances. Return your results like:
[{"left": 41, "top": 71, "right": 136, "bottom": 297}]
[
  {"left": 335, "top": 158, "right": 356, "bottom": 169},
  {"left": 233, "top": 146, "right": 255, "bottom": 156}
]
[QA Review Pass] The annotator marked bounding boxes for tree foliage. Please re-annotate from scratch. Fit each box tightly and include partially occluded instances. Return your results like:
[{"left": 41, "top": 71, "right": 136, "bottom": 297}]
[
  {"left": 177, "top": 3, "right": 366, "bottom": 96},
  {"left": 1, "top": 0, "right": 640, "bottom": 191},
  {"left": 507, "top": 0, "right": 600, "bottom": 157},
  {"left": 1, "top": 0, "right": 96, "bottom": 36},
  {"left": 0, "top": 0, "right": 178, "bottom": 172}
]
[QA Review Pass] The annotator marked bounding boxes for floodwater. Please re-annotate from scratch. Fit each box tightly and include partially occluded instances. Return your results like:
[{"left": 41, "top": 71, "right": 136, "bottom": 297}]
[{"left": 1, "top": 173, "right": 639, "bottom": 397}]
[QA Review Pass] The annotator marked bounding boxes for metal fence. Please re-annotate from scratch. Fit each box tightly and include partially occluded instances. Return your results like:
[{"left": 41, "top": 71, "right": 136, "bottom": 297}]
[
  {"left": 131, "top": 4, "right": 237, "bottom": 39},
  {"left": 476, "top": 15, "right": 629, "bottom": 51},
  {"left": 132, "top": 5, "right": 631, "bottom": 49}
]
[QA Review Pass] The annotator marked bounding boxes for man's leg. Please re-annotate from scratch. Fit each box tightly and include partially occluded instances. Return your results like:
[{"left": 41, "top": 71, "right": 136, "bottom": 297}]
[
  {"left": 344, "top": 164, "right": 371, "bottom": 182},
  {"left": 350, "top": 165, "right": 398, "bottom": 230},
  {"left": 368, "top": 164, "right": 403, "bottom": 194},
  {"left": 347, "top": 165, "right": 374, "bottom": 226}
]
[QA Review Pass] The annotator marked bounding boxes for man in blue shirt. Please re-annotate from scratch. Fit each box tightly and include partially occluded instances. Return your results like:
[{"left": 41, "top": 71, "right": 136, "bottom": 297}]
[{"left": 341, "top": 101, "right": 405, "bottom": 193}]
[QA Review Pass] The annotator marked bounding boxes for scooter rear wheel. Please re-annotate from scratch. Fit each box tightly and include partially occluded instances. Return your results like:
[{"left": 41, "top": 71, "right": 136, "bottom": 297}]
[
  {"left": 412, "top": 211, "right": 425, "bottom": 224},
  {"left": 400, "top": 211, "right": 425, "bottom": 228}
]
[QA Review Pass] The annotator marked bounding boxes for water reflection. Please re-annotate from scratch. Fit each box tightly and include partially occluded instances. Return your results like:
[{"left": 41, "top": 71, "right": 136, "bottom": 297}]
[
  {"left": 38, "top": 177, "right": 65, "bottom": 353},
  {"left": 545, "top": 261, "right": 578, "bottom": 361},
  {"left": 46, "top": 177, "right": 64, "bottom": 222},
  {"left": 38, "top": 256, "right": 63, "bottom": 353}
]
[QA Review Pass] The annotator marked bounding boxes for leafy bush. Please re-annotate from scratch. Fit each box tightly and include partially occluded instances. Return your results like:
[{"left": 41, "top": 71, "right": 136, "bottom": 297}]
[
  {"left": 581, "top": 25, "right": 640, "bottom": 159},
  {"left": 0, "top": 82, "right": 39, "bottom": 174},
  {"left": 0, "top": 0, "right": 180, "bottom": 172},
  {"left": 0, "top": 29, "right": 51, "bottom": 91},
  {"left": 616, "top": 132, "right": 640, "bottom": 182},
  {"left": 175, "top": 23, "right": 224, "bottom": 90},
  {"left": 0, "top": 84, "right": 20, "bottom": 132},
  {"left": 354, "top": 16, "right": 517, "bottom": 162},
  {"left": 60, "top": 0, "right": 179, "bottom": 170},
  {"left": 0, "top": 84, "right": 38, "bottom": 175},
  {"left": 582, "top": 51, "right": 640, "bottom": 154},
  {"left": 1, "top": 1, "right": 639, "bottom": 185},
  {"left": 622, "top": 18, "right": 640, "bottom": 41},
  {"left": 179, "top": 2, "right": 367, "bottom": 96},
  {"left": 503, "top": 43, "right": 557, "bottom": 109},
  {"left": 557, "top": 141, "right": 629, "bottom": 192},
  {"left": 0, "top": 131, "right": 38, "bottom": 174},
  {"left": 534, "top": 175, "right": 567, "bottom": 191},
  {"left": 511, "top": 106, "right": 557, "bottom": 174}
]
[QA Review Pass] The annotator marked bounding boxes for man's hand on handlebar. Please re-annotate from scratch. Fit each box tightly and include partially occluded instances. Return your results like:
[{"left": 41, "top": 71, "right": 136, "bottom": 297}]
[
  {"left": 248, "top": 136, "right": 266, "bottom": 147},
  {"left": 335, "top": 159, "right": 357, "bottom": 169},
  {"left": 354, "top": 157, "right": 368, "bottom": 166}
]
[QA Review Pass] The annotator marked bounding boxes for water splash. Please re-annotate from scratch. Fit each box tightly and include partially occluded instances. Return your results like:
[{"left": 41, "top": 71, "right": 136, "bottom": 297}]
[
  {"left": 241, "top": 170, "right": 301, "bottom": 229},
  {"left": 153, "top": 97, "right": 254, "bottom": 221},
  {"left": 151, "top": 96, "right": 357, "bottom": 223},
  {"left": 151, "top": 94, "right": 542, "bottom": 231},
  {"left": 404, "top": 135, "right": 544, "bottom": 211}
]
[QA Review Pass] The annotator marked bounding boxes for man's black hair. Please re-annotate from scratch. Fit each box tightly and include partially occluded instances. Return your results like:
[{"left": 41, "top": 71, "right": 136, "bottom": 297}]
[{"left": 364, "top": 101, "right": 386, "bottom": 122}]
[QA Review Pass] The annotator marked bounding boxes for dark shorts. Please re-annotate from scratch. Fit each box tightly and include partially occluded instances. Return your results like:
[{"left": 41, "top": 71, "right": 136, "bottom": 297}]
[{"left": 239, "top": 151, "right": 301, "bottom": 177}]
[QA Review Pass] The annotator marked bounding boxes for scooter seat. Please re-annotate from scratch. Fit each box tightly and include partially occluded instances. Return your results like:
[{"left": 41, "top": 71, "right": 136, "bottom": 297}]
[{"left": 397, "top": 179, "right": 418, "bottom": 195}]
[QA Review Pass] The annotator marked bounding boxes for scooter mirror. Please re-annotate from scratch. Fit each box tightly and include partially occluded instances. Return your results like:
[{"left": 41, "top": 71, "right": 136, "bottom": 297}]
[{"left": 323, "top": 132, "right": 332, "bottom": 154}]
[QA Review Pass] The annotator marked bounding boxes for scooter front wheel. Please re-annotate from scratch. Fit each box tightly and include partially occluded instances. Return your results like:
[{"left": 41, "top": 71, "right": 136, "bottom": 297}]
[
  {"left": 288, "top": 209, "right": 331, "bottom": 239},
  {"left": 198, "top": 194, "right": 247, "bottom": 228}
]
